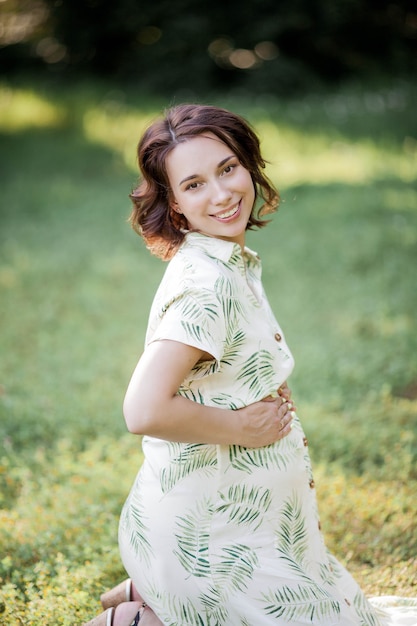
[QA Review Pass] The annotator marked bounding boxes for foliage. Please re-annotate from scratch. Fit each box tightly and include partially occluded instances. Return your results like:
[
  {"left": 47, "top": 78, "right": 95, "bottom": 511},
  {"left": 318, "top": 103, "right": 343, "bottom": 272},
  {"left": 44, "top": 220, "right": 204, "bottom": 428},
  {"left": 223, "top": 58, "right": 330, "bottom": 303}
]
[
  {"left": 0, "top": 77, "right": 416, "bottom": 623},
  {"left": 0, "top": 0, "right": 416, "bottom": 95}
]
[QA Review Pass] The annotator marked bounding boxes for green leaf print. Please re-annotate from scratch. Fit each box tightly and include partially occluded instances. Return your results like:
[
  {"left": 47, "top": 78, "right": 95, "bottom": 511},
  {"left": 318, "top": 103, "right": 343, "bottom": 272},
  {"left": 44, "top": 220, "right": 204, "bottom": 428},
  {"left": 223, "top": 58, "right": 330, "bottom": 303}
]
[
  {"left": 172, "top": 288, "right": 223, "bottom": 348},
  {"left": 181, "top": 320, "right": 204, "bottom": 344},
  {"left": 319, "top": 551, "right": 343, "bottom": 587},
  {"left": 222, "top": 328, "right": 246, "bottom": 366},
  {"left": 179, "top": 289, "right": 220, "bottom": 322},
  {"left": 353, "top": 588, "right": 384, "bottom": 626},
  {"left": 211, "top": 393, "right": 240, "bottom": 410},
  {"left": 261, "top": 584, "right": 341, "bottom": 624},
  {"left": 214, "top": 274, "right": 233, "bottom": 297},
  {"left": 191, "top": 359, "right": 219, "bottom": 377},
  {"left": 213, "top": 544, "right": 259, "bottom": 594},
  {"left": 236, "top": 350, "right": 276, "bottom": 396},
  {"left": 319, "top": 561, "right": 340, "bottom": 587},
  {"left": 199, "top": 587, "right": 222, "bottom": 612},
  {"left": 275, "top": 494, "right": 332, "bottom": 588},
  {"left": 121, "top": 488, "right": 153, "bottom": 567},
  {"left": 200, "top": 587, "right": 229, "bottom": 625},
  {"left": 214, "top": 275, "right": 246, "bottom": 313},
  {"left": 228, "top": 441, "right": 296, "bottom": 473},
  {"left": 268, "top": 493, "right": 343, "bottom": 623},
  {"left": 143, "top": 583, "right": 206, "bottom": 626},
  {"left": 216, "top": 484, "right": 272, "bottom": 531},
  {"left": 275, "top": 494, "right": 308, "bottom": 567},
  {"left": 174, "top": 497, "right": 214, "bottom": 578},
  {"left": 160, "top": 442, "right": 218, "bottom": 494},
  {"left": 178, "top": 386, "right": 205, "bottom": 404},
  {"left": 229, "top": 248, "right": 242, "bottom": 265}
]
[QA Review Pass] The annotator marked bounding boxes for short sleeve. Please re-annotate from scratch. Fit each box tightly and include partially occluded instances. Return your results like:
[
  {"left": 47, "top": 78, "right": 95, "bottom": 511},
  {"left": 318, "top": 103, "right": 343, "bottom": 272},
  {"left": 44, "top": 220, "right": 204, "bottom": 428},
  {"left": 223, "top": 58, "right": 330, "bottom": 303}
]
[{"left": 146, "top": 287, "right": 227, "bottom": 368}]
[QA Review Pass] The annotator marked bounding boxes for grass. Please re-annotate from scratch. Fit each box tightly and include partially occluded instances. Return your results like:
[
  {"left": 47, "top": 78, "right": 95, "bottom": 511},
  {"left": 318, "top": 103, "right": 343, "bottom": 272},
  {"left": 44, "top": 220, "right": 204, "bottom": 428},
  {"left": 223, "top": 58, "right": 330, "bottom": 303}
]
[{"left": 0, "top": 75, "right": 416, "bottom": 624}]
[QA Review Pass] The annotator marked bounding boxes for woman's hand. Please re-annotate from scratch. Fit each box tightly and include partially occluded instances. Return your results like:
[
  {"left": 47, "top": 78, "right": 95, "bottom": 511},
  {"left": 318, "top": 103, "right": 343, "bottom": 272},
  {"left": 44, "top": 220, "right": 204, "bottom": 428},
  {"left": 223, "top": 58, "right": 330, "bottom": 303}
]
[
  {"left": 277, "top": 380, "right": 296, "bottom": 408},
  {"left": 236, "top": 395, "right": 294, "bottom": 448}
]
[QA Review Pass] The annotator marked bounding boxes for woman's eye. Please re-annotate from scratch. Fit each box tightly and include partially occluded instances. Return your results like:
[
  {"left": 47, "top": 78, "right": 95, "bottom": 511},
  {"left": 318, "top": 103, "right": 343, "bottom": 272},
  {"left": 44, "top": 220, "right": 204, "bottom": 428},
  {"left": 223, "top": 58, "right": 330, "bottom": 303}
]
[
  {"left": 222, "top": 163, "right": 237, "bottom": 175},
  {"left": 185, "top": 181, "right": 200, "bottom": 190}
]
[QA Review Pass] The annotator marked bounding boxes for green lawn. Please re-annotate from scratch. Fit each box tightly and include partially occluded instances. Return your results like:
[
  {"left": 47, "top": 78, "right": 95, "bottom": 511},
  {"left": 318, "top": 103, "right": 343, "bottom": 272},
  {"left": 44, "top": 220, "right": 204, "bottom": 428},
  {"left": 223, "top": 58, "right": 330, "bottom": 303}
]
[{"left": 0, "top": 77, "right": 416, "bottom": 624}]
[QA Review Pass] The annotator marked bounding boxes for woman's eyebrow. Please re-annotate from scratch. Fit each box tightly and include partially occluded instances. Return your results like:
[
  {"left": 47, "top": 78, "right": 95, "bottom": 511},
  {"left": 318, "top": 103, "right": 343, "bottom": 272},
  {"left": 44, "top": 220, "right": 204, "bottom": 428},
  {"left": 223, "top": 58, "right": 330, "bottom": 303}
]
[
  {"left": 179, "top": 173, "right": 199, "bottom": 186},
  {"left": 179, "top": 156, "right": 235, "bottom": 186},
  {"left": 218, "top": 155, "right": 235, "bottom": 168}
]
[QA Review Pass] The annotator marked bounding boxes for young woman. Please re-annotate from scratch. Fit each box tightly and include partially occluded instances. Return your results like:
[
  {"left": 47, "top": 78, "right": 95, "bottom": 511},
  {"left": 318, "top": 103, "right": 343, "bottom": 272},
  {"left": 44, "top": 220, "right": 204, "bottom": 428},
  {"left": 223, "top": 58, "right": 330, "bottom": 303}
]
[{"left": 85, "top": 105, "right": 416, "bottom": 626}]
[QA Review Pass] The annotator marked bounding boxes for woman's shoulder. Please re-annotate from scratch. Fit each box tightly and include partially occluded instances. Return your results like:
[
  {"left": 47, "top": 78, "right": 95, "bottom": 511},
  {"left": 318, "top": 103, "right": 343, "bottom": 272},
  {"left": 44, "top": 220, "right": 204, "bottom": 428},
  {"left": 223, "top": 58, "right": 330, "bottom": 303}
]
[
  {"left": 169, "top": 235, "right": 226, "bottom": 273},
  {"left": 156, "top": 237, "right": 239, "bottom": 301},
  {"left": 164, "top": 253, "right": 221, "bottom": 295}
]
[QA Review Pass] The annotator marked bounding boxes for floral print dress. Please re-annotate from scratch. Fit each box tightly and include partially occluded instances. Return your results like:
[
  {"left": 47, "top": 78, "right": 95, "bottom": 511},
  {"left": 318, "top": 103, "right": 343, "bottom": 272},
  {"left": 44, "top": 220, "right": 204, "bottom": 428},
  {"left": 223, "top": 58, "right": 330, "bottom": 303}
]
[{"left": 118, "top": 232, "right": 416, "bottom": 626}]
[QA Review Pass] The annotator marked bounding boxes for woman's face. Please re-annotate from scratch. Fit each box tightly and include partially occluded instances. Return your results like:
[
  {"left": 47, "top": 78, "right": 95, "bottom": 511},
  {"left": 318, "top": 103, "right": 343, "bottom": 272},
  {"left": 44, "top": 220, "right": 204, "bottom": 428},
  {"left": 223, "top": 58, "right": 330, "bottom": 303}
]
[{"left": 166, "top": 133, "right": 255, "bottom": 248}]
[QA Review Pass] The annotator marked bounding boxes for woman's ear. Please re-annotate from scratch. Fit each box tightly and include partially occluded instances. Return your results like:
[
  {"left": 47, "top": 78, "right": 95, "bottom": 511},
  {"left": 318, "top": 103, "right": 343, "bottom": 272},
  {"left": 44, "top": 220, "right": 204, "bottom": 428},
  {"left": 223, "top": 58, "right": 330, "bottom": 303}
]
[{"left": 169, "top": 198, "right": 182, "bottom": 214}]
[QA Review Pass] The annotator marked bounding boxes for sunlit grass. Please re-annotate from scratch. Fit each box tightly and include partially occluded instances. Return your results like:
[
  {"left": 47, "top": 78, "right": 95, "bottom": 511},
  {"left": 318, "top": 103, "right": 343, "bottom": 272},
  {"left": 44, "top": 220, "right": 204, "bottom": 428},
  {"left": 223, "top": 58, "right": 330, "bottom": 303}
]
[
  {"left": 258, "top": 121, "right": 417, "bottom": 185},
  {"left": 82, "top": 97, "right": 417, "bottom": 185},
  {"left": 82, "top": 104, "right": 417, "bottom": 184},
  {"left": 383, "top": 187, "right": 417, "bottom": 213},
  {"left": 0, "top": 433, "right": 415, "bottom": 624},
  {"left": 0, "top": 86, "right": 66, "bottom": 130},
  {"left": 2, "top": 79, "right": 415, "bottom": 186},
  {"left": 83, "top": 106, "right": 156, "bottom": 172}
]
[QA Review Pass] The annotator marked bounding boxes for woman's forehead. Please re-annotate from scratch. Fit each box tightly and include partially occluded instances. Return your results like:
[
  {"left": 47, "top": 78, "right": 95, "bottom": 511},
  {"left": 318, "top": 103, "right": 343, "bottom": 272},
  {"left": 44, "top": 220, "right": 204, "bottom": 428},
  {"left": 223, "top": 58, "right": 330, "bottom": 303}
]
[{"left": 166, "top": 134, "right": 235, "bottom": 179}]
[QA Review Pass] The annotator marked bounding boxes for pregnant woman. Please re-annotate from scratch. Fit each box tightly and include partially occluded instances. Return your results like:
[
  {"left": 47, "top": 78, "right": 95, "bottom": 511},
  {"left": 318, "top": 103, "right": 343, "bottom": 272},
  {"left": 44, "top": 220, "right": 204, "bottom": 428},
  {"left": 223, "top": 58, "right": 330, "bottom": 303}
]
[{"left": 85, "top": 104, "right": 417, "bottom": 626}]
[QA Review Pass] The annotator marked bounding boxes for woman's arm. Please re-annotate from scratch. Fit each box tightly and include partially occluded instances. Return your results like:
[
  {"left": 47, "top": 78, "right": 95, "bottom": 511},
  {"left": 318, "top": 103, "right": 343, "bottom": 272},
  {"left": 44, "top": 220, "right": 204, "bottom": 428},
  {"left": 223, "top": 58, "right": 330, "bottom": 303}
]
[{"left": 123, "top": 339, "right": 293, "bottom": 448}]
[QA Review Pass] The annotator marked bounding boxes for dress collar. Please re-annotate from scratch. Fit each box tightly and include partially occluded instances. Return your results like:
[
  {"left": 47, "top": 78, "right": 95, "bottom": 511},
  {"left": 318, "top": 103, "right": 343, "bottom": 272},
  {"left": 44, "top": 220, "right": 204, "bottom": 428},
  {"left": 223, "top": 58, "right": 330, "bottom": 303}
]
[{"left": 182, "top": 232, "right": 260, "bottom": 266}]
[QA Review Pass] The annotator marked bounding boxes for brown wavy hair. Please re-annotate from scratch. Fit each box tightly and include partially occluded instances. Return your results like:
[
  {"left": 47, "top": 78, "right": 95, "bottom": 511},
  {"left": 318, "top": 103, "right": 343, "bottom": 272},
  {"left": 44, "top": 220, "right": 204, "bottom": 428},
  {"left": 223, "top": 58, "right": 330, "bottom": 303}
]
[{"left": 129, "top": 103, "right": 279, "bottom": 260}]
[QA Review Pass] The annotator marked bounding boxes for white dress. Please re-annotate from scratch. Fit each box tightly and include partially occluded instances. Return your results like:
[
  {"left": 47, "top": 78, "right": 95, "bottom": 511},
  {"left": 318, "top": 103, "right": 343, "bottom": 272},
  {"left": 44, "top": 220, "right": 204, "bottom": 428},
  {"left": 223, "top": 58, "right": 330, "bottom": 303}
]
[{"left": 119, "top": 232, "right": 417, "bottom": 625}]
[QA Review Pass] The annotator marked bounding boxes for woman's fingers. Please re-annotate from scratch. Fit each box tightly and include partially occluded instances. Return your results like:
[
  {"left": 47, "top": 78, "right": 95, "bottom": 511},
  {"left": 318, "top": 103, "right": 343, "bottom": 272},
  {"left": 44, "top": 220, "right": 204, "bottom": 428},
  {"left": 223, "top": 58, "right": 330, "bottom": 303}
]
[
  {"left": 276, "top": 398, "right": 295, "bottom": 435},
  {"left": 277, "top": 382, "right": 296, "bottom": 411}
]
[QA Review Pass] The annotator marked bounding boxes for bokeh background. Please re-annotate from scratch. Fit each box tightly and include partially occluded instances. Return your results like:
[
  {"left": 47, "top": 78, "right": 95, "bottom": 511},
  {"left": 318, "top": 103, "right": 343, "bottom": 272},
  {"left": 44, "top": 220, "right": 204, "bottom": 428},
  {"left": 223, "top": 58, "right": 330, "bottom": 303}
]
[
  {"left": 1, "top": 0, "right": 417, "bottom": 94},
  {"left": 0, "top": 1, "right": 416, "bottom": 624}
]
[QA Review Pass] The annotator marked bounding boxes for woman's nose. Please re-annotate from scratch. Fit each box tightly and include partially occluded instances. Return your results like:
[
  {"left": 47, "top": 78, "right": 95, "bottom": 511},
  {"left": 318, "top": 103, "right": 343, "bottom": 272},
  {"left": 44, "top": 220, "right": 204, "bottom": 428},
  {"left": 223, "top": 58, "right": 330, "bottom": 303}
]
[{"left": 211, "top": 180, "right": 232, "bottom": 205}]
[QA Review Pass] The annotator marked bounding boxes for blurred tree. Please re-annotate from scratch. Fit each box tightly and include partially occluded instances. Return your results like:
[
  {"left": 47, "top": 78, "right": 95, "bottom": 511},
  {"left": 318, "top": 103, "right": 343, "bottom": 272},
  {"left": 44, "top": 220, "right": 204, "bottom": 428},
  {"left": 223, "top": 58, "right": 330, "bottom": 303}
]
[{"left": 0, "top": 0, "right": 416, "bottom": 94}]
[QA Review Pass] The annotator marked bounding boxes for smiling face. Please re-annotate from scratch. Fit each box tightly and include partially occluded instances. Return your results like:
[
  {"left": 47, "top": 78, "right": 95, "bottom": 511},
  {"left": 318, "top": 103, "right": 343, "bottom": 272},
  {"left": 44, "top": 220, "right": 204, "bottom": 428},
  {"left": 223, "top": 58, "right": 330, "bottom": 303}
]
[{"left": 166, "top": 133, "right": 256, "bottom": 248}]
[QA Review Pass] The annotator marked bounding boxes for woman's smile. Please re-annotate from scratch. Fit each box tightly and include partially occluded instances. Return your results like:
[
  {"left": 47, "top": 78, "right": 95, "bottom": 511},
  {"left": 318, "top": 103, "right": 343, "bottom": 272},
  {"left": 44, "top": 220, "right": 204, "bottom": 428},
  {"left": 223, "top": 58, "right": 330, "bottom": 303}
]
[{"left": 210, "top": 201, "right": 242, "bottom": 221}]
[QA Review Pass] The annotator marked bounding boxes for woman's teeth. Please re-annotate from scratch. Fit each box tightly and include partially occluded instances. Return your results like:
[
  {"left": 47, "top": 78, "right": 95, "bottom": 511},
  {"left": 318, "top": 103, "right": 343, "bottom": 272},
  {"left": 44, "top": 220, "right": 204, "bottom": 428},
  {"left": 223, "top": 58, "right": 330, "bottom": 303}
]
[{"left": 217, "top": 204, "right": 239, "bottom": 219}]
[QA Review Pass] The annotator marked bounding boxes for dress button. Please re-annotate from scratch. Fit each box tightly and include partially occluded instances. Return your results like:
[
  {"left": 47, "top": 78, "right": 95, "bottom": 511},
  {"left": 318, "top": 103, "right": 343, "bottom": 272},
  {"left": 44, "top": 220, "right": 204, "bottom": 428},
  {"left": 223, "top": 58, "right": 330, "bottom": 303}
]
[
  {"left": 274, "top": 332, "right": 282, "bottom": 342},
  {"left": 309, "top": 479, "right": 315, "bottom": 489}
]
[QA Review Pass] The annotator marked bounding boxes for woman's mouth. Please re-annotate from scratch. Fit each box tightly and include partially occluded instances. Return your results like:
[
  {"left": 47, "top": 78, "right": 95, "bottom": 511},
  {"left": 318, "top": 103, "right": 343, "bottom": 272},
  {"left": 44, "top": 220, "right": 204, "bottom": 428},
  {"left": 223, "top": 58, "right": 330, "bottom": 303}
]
[{"left": 213, "top": 202, "right": 241, "bottom": 221}]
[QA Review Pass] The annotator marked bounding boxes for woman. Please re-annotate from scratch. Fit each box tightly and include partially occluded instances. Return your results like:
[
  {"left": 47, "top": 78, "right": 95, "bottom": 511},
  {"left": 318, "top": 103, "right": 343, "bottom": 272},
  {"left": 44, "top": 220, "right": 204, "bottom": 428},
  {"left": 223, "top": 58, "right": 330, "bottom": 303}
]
[{"left": 85, "top": 104, "right": 416, "bottom": 626}]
